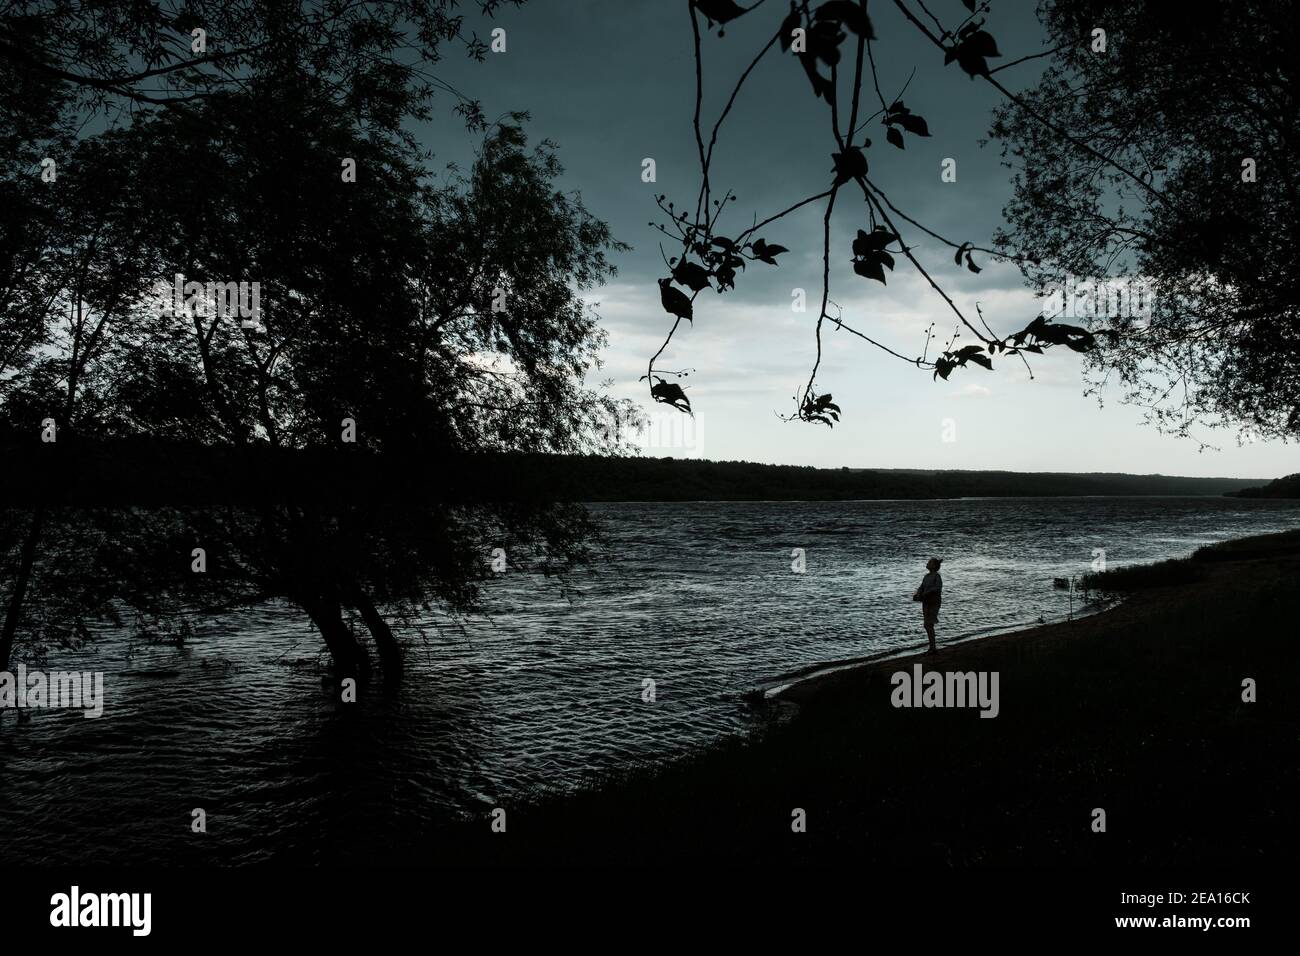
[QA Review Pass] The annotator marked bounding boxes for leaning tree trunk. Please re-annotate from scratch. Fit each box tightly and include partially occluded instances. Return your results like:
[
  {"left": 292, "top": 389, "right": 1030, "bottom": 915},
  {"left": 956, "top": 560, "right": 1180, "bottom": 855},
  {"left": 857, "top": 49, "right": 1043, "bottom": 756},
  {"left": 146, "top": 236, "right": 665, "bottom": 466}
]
[
  {"left": 300, "top": 592, "right": 368, "bottom": 681},
  {"left": 349, "top": 585, "right": 403, "bottom": 681},
  {"left": 0, "top": 505, "right": 46, "bottom": 674}
]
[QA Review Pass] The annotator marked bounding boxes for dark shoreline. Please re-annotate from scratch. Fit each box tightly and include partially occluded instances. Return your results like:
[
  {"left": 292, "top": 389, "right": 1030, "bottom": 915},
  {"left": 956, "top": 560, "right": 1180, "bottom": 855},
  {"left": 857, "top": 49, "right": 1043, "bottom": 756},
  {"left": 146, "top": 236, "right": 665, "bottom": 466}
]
[
  {"left": 424, "top": 528, "right": 1300, "bottom": 866},
  {"left": 750, "top": 596, "right": 1119, "bottom": 703},
  {"left": 0, "top": 441, "right": 1270, "bottom": 505}
]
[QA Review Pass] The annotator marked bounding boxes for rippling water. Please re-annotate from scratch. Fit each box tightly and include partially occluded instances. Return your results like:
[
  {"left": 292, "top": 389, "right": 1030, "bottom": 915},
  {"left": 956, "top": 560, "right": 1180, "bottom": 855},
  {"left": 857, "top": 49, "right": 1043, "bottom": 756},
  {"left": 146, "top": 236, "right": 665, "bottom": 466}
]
[{"left": 2, "top": 496, "right": 1298, "bottom": 864}]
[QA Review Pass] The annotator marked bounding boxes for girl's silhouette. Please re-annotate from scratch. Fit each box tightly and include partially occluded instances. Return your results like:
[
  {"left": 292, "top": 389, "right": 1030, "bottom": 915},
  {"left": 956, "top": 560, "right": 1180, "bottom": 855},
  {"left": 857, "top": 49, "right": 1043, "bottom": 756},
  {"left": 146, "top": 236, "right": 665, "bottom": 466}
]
[{"left": 913, "top": 557, "right": 943, "bottom": 654}]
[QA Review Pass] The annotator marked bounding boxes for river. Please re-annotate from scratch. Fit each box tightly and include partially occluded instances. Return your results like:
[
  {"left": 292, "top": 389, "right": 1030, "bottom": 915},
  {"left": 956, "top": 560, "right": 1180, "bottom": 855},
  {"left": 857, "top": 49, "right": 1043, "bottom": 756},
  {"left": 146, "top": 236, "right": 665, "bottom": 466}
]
[{"left": 2, "top": 496, "right": 1297, "bottom": 864}]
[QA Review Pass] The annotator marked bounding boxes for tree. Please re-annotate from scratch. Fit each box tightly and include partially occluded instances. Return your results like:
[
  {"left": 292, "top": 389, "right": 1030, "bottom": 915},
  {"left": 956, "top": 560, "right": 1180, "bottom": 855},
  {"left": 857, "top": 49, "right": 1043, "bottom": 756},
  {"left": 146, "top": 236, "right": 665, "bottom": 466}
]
[
  {"left": 0, "top": 0, "right": 526, "bottom": 673},
  {"left": 0, "top": 124, "right": 169, "bottom": 672},
  {"left": 1, "top": 1, "right": 632, "bottom": 680},
  {"left": 1, "top": 88, "right": 629, "bottom": 678},
  {"left": 989, "top": 0, "right": 1299, "bottom": 444},
  {"left": 93, "top": 84, "right": 630, "bottom": 679},
  {"left": 0, "top": 0, "right": 522, "bottom": 127}
]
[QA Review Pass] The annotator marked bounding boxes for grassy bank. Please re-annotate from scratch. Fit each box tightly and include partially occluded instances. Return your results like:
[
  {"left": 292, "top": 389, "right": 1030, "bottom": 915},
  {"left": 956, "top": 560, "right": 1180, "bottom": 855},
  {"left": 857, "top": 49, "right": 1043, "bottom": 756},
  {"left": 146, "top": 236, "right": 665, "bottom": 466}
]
[{"left": 420, "top": 529, "right": 1300, "bottom": 867}]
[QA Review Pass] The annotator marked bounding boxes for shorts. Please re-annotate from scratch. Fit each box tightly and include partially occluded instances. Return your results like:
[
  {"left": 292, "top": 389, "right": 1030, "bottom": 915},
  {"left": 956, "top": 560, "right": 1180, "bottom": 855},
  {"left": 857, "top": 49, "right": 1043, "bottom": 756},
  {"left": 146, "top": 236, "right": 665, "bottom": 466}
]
[{"left": 922, "top": 600, "right": 940, "bottom": 625}]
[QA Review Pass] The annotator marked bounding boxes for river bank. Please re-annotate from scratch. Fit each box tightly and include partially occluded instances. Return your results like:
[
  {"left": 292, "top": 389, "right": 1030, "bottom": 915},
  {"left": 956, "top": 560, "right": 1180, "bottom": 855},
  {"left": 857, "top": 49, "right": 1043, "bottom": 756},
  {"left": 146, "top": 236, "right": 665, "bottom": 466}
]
[{"left": 428, "top": 528, "right": 1300, "bottom": 866}]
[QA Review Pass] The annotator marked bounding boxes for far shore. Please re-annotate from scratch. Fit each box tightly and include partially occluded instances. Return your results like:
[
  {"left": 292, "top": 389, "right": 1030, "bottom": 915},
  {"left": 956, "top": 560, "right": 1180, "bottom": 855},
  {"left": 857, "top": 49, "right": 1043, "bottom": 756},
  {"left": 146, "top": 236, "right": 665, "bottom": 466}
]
[{"left": 426, "top": 527, "right": 1300, "bottom": 866}]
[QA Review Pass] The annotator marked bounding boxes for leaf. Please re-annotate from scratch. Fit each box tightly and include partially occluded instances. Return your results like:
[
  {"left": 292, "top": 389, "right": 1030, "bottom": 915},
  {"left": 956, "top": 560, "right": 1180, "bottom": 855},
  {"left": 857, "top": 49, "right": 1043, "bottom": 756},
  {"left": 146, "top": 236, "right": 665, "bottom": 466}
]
[
  {"left": 897, "top": 113, "right": 930, "bottom": 136},
  {"left": 869, "top": 228, "right": 899, "bottom": 248},
  {"left": 810, "top": 19, "right": 847, "bottom": 66},
  {"left": 969, "top": 30, "right": 1001, "bottom": 58},
  {"left": 751, "top": 237, "right": 788, "bottom": 265},
  {"left": 798, "top": 51, "right": 835, "bottom": 102},
  {"left": 853, "top": 257, "right": 886, "bottom": 283},
  {"left": 954, "top": 44, "right": 989, "bottom": 78},
  {"left": 651, "top": 376, "right": 693, "bottom": 415},
  {"left": 965, "top": 252, "right": 981, "bottom": 274},
  {"left": 658, "top": 278, "right": 693, "bottom": 321},
  {"left": 1015, "top": 317, "right": 1096, "bottom": 353},
  {"left": 852, "top": 247, "right": 894, "bottom": 280},
  {"left": 832, "top": 146, "right": 868, "bottom": 185},
  {"left": 693, "top": 0, "right": 749, "bottom": 31},
  {"left": 854, "top": 226, "right": 897, "bottom": 255},
  {"left": 779, "top": 7, "right": 802, "bottom": 52},
  {"left": 672, "top": 260, "right": 712, "bottom": 292},
  {"left": 886, "top": 125, "right": 905, "bottom": 149},
  {"left": 954, "top": 241, "right": 971, "bottom": 266},
  {"left": 962, "top": 0, "right": 976, "bottom": 10},
  {"left": 813, "top": 0, "right": 874, "bottom": 38},
  {"left": 817, "top": 393, "right": 842, "bottom": 418},
  {"left": 948, "top": 30, "right": 1000, "bottom": 78},
  {"left": 939, "top": 345, "right": 994, "bottom": 372},
  {"left": 802, "top": 391, "right": 843, "bottom": 426}
]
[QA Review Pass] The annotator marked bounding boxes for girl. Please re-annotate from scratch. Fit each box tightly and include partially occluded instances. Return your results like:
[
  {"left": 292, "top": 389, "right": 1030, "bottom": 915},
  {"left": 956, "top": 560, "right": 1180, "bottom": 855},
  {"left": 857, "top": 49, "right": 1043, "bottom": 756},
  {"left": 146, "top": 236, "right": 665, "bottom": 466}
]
[{"left": 913, "top": 557, "right": 943, "bottom": 654}]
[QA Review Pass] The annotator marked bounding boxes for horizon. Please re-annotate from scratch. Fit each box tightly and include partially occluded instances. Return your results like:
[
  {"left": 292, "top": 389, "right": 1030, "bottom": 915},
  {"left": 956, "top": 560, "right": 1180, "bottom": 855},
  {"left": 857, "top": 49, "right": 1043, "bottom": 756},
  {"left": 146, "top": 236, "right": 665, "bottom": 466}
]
[{"left": 619, "top": 453, "right": 1274, "bottom": 483}]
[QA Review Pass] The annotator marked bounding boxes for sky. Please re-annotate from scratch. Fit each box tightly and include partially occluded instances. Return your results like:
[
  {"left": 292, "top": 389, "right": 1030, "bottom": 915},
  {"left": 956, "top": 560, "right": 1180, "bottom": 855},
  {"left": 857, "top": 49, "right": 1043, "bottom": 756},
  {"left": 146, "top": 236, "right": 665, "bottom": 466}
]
[{"left": 430, "top": 0, "right": 1298, "bottom": 480}]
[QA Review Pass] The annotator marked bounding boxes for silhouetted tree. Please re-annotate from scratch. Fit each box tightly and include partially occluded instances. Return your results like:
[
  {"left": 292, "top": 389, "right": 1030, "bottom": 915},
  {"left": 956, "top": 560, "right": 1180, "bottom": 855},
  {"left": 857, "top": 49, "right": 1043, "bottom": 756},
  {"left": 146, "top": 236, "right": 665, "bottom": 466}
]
[
  {"left": 92, "top": 84, "right": 629, "bottom": 678},
  {"left": 989, "top": 0, "right": 1300, "bottom": 444},
  {"left": 0, "top": 0, "right": 522, "bottom": 126},
  {"left": 0, "top": 125, "right": 169, "bottom": 672},
  {"left": 1, "top": 2, "right": 630, "bottom": 680}
]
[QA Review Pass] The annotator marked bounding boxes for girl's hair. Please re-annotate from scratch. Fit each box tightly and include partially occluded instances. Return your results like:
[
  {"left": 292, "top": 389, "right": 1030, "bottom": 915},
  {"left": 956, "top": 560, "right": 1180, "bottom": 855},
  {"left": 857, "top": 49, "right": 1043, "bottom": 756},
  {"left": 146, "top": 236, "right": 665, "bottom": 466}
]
[{"left": 928, "top": 557, "right": 943, "bottom": 568}]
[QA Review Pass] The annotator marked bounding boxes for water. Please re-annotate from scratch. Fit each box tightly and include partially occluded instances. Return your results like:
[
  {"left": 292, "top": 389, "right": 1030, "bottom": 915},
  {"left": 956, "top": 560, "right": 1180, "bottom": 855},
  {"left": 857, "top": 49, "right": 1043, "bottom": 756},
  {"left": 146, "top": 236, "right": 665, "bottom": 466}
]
[{"left": 2, "top": 496, "right": 1298, "bottom": 864}]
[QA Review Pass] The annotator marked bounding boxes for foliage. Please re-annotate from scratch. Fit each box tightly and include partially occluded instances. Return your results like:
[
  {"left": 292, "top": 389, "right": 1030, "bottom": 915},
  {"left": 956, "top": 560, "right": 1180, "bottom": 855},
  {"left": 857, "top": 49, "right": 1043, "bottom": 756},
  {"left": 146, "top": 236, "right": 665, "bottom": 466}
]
[
  {"left": 990, "top": 0, "right": 1299, "bottom": 444},
  {"left": 0, "top": 1, "right": 631, "bottom": 676},
  {"left": 646, "top": 0, "right": 1109, "bottom": 425}
]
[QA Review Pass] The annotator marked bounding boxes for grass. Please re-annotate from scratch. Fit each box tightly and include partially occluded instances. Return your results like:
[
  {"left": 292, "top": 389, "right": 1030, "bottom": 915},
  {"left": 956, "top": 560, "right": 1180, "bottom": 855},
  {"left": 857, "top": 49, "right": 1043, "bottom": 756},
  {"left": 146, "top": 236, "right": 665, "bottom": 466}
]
[
  {"left": 408, "top": 529, "right": 1300, "bottom": 867},
  {"left": 1081, "top": 528, "right": 1300, "bottom": 591},
  {"left": 1081, "top": 557, "right": 1204, "bottom": 590}
]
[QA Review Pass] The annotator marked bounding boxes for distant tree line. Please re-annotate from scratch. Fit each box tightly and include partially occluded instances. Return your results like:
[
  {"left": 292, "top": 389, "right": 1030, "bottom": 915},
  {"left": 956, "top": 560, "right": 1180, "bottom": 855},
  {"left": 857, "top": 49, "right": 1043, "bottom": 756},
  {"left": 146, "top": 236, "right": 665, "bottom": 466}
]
[
  {"left": 492, "top": 455, "right": 1267, "bottom": 501},
  {"left": 1230, "top": 475, "right": 1300, "bottom": 500}
]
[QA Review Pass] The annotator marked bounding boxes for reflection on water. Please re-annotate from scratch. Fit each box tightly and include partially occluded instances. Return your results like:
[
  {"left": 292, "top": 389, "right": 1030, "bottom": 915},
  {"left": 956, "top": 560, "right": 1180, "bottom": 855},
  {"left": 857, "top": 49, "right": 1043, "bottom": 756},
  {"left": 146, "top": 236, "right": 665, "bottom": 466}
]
[{"left": 2, "top": 496, "right": 1298, "bottom": 864}]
